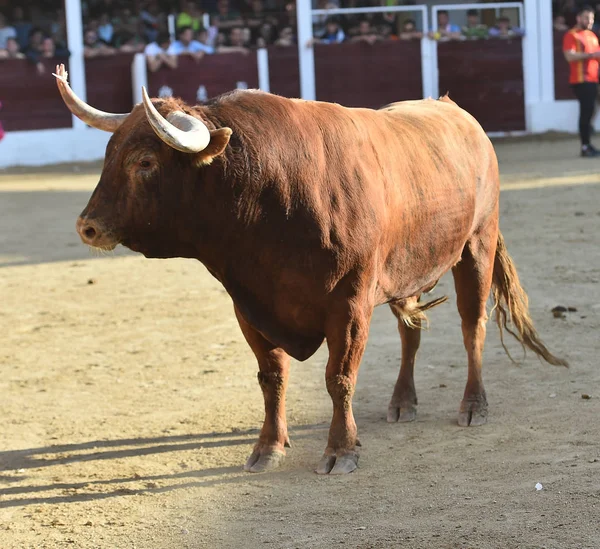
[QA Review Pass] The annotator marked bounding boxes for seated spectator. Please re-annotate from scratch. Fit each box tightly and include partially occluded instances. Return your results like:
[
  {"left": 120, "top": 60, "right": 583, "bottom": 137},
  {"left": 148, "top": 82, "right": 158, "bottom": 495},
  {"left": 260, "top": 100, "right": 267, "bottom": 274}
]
[
  {"left": 212, "top": 0, "right": 244, "bottom": 31},
  {"left": 176, "top": 1, "right": 204, "bottom": 32},
  {"left": 245, "top": 0, "right": 273, "bottom": 27},
  {"left": 0, "top": 36, "right": 25, "bottom": 59},
  {"left": 554, "top": 14, "right": 569, "bottom": 32},
  {"left": 462, "top": 9, "right": 488, "bottom": 40},
  {"left": 111, "top": 7, "right": 139, "bottom": 46},
  {"left": 24, "top": 27, "right": 44, "bottom": 59},
  {"left": 11, "top": 6, "right": 32, "bottom": 49},
  {"left": 488, "top": 16, "right": 524, "bottom": 39},
  {"left": 27, "top": 35, "right": 69, "bottom": 74},
  {"left": 274, "top": 25, "right": 295, "bottom": 47},
  {"left": 255, "top": 21, "right": 276, "bottom": 47},
  {"left": 97, "top": 12, "right": 114, "bottom": 44},
  {"left": 168, "top": 26, "right": 214, "bottom": 60},
  {"left": 140, "top": 0, "right": 165, "bottom": 43},
  {"left": 377, "top": 11, "right": 399, "bottom": 39},
  {"left": 40, "top": 35, "right": 69, "bottom": 59},
  {"left": 307, "top": 16, "right": 345, "bottom": 46},
  {"left": 377, "top": 22, "right": 398, "bottom": 41},
  {"left": 279, "top": 1, "right": 297, "bottom": 31},
  {"left": 144, "top": 31, "right": 177, "bottom": 72},
  {"left": 118, "top": 21, "right": 150, "bottom": 53},
  {"left": 350, "top": 19, "right": 382, "bottom": 45},
  {"left": 0, "top": 12, "right": 16, "bottom": 49},
  {"left": 245, "top": 0, "right": 279, "bottom": 43},
  {"left": 215, "top": 26, "right": 250, "bottom": 54},
  {"left": 428, "top": 10, "right": 461, "bottom": 41},
  {"left": 198, "top": 24, "right": 220, "bottom": 49},
  {"left": 84, "top": 28, "right": 116, "bottom": 57},
  {"left": 227, "top": 26, "right": 249, "bottom": 48},
  {"left": 399, "top": 19, "right": 423, "bottom": 41},
  {"left": 312, "top": 0, "right": 340, "bottom": 37}
]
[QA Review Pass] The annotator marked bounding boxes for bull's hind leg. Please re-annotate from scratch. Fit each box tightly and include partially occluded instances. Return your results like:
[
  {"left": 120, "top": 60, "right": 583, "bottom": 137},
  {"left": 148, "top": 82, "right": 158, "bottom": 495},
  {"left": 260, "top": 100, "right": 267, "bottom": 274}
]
[
  {"left": 234, "top": 306, "right": 291, "bottom": 473},
  {"left": 387, "top": 297, "right": 422, "bottom": 423},
  {"left": 451, "top": 223, "right": 498, "bottom": 427}
]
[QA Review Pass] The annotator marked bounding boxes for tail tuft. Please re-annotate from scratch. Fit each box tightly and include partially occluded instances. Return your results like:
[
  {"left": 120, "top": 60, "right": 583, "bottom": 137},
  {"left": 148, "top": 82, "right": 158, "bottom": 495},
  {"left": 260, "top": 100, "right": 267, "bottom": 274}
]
[
  {"left": 398, "top": 295, "right": 449, "bottom": 330},
  {"left": 491, "top": 232, "right": 568, "bottom": 367}
]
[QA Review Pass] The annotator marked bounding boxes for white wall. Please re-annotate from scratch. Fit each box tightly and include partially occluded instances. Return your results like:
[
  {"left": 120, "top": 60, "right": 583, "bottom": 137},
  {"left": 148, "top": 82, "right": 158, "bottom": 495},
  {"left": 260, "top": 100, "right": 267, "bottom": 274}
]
[
  {"left": 530, "top": 100, "right": 600, "bottom": 134},
  {"left": 0, "top": 127, "right": 109, "bottom": 169}
]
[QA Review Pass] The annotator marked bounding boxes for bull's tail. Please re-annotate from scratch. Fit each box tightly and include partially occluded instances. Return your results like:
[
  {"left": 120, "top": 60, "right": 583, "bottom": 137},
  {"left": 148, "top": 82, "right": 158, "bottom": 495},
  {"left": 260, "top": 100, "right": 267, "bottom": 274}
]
[{"left": 491, "top": 232, "right": 568, "bottom": 367}]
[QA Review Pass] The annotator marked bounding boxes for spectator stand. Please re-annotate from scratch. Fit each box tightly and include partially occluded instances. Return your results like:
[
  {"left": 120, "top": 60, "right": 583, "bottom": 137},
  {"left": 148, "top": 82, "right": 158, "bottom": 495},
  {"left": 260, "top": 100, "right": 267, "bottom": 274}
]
[
  {"left": 297, "top": 4, "right": 434, "bottom": 105},
  {"left": 0, "top": 1, "right": 583, "bottom": 168},
  {"left": 130, "top": 47, "right": 270, "bottom": 107},
  {"left": 430, "top": 2, "right": 526, "bottom": 135}
]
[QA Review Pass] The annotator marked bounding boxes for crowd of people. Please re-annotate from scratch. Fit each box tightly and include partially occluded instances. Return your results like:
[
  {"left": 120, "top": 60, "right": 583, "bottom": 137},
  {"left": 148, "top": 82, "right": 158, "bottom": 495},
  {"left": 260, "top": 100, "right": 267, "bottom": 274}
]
[
  {"left": 0, "top": 1, "right": 527, "bottom": 73},
  {"left": 0, "top": 6, "right": 68, "bottom": 73}
]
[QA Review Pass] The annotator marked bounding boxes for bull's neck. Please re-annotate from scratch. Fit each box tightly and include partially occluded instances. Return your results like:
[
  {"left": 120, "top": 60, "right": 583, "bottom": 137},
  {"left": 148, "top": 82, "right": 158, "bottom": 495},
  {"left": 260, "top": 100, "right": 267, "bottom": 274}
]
[{"left": 174, "top": 171, "right": 252, "bottom": 285}]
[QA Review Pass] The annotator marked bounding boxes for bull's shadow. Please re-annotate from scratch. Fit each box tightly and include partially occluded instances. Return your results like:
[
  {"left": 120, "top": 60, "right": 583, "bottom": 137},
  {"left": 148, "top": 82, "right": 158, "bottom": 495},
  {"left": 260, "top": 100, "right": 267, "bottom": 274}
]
[{"left": 0, "top": 423, "right": 327, "bottom": 508}]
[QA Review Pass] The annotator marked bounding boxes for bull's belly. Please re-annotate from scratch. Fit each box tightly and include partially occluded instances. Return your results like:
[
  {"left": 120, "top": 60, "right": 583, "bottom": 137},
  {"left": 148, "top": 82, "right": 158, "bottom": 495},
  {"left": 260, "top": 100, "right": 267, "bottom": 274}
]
[
  {"left": 223, "top": 275, "right": 327, "bottom": 362},
  {"left": 376, "top": 230, "right": 468, "bottom": 304}
]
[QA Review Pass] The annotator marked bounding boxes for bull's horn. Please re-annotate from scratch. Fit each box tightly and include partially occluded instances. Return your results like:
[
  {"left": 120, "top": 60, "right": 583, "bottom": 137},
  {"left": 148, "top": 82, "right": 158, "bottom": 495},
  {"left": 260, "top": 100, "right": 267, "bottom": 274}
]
[
  {"left": 141, "top": 86, "right": 210, "bottom": 153},
  {"left": 52, "top": 64, "right": 129, "bottom": 133}
]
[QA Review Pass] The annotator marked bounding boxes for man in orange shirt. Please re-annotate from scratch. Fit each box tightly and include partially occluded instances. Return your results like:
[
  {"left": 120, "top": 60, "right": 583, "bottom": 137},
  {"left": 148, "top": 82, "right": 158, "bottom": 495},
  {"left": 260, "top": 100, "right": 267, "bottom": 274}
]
[{"left": 563, "top": 5, "right": 600, "bottom": 157}]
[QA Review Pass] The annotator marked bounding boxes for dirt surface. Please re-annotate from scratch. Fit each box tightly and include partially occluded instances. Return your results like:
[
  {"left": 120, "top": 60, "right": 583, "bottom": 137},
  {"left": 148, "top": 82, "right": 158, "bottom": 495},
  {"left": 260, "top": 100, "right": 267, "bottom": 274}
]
[{"left": 1, "top": 136, "right": 599, "bottom": 549}]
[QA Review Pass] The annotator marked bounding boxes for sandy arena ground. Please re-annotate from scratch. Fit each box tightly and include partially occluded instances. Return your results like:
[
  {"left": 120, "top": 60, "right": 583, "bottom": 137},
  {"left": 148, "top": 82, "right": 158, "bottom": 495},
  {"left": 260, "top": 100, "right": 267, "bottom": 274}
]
[{"left": 0, "top": 136, "right": 599, "bottom": 549}]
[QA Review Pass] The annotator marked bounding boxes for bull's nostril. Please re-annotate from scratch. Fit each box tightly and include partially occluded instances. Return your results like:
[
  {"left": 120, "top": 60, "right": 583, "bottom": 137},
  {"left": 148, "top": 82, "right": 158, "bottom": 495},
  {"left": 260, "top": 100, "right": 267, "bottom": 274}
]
[{"left": 84, "top": 227, "right": 97, "bottom": 240}]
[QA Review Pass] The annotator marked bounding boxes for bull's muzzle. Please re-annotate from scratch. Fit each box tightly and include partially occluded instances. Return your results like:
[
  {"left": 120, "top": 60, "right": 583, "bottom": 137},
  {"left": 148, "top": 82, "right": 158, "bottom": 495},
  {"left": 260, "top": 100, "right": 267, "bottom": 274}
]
[{"left": 76, "top": 217, "right": 117, "bottom": 250}]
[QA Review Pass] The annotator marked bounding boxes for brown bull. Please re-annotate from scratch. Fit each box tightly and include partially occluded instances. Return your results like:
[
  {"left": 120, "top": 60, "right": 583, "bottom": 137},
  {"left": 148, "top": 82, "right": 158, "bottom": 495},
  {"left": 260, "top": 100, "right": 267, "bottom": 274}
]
[{"left": 54, "top": 64, "right": 566, "bottom": 475}]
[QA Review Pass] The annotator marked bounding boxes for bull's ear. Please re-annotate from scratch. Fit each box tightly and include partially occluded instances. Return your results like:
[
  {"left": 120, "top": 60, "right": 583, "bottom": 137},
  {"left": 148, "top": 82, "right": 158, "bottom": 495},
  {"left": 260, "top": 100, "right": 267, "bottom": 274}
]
[{"left": 195, "top": 127, "right": 232, "bottom": 166}]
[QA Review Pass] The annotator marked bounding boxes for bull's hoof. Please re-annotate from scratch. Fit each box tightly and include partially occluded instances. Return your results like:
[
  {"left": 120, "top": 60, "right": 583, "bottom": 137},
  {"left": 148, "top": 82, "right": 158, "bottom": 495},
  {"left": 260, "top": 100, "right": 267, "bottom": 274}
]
[
  {"left": 458, "top": 399, "right": 488, "bottom": 427},
  {"left": 387, "top": 404, "right": 417, "bottom": 423},
  {"left": 315, "top": 449, "right": 359, "bottom": 475},
  {"left": 243, "top": 446, "right": 286, "bottom": 473}
]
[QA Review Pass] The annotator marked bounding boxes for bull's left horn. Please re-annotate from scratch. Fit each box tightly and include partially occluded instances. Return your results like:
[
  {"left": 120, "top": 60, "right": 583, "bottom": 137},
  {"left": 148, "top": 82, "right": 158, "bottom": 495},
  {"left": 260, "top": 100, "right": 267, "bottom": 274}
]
[
  {"left": 52, "top": 64, "right": 129, "bottom": 133},
  {"left": 141, "top": 86, "right": 210, "bottom": 153}
]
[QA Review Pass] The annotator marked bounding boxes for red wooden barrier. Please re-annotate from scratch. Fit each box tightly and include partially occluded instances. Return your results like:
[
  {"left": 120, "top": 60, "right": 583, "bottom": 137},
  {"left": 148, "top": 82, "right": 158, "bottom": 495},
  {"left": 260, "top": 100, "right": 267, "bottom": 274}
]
[
  {"left": 314, "top": 40, "right": 423, "bottom": 107},
  {"left": 86, "top": 53, "right": 136, "bottom": 114},
  {"left": 0, "top": 58, "right": 71, "bottom": 132},
  {"left": 1, "top": 42, "right": 526, "bottom": 135},
  {"left": 147, "top": 53, "right": 258, "bottom": 104},
  {"left": 0, "top": 54, "right": 137, "bottom": 132},
  {"left": 266, "top": 41, "right": 423, "bottom": 107},
  {"left": 438, "top": 38, "right": 525, "bottom": 132},
  {"left": 267, "top": 46, "right": 300, "bottom": 99}
]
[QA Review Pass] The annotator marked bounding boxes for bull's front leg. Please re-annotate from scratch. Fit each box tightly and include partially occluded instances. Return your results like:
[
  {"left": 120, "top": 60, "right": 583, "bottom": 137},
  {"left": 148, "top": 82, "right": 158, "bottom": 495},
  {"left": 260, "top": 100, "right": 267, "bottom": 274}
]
[
  {"left": 316, "top": 305, "right": 372, "bottom": 475},
  {"left": 234, "top": 306, "right": 291, "bottom": 473}
]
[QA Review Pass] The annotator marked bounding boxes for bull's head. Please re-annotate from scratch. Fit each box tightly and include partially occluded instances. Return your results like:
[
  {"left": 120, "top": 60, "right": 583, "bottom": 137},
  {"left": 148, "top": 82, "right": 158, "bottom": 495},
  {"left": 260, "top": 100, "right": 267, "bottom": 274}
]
[{"left": 53, "top": 64, "right": 232, "bottom": 257}]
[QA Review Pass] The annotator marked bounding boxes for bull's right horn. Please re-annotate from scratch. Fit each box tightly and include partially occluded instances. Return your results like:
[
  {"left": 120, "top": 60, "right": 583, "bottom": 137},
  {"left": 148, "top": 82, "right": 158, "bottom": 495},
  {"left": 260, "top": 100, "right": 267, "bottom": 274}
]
[{"left": 53, "top": 64, "right": 129, "bottom": 133}]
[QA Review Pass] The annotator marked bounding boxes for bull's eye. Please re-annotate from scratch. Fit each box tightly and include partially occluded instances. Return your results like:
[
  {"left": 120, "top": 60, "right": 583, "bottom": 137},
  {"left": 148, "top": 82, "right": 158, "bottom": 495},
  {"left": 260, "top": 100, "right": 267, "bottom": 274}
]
[{"left": 139, "top": 159, "right": 152, "bottom": 169}]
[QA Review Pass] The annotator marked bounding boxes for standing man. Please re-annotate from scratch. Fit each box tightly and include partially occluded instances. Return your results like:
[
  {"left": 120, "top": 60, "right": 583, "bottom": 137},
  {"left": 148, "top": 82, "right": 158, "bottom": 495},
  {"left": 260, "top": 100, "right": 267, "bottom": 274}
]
[{"left": 563, "top": 5, "right": 600, "bottom": 157}]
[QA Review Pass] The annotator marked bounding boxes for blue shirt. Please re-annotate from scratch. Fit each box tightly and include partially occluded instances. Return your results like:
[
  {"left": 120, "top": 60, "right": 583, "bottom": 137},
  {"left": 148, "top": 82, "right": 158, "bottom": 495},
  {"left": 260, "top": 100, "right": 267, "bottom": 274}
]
[{"left": 167, "top": 40, "right": 214, "bottom": 55}]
